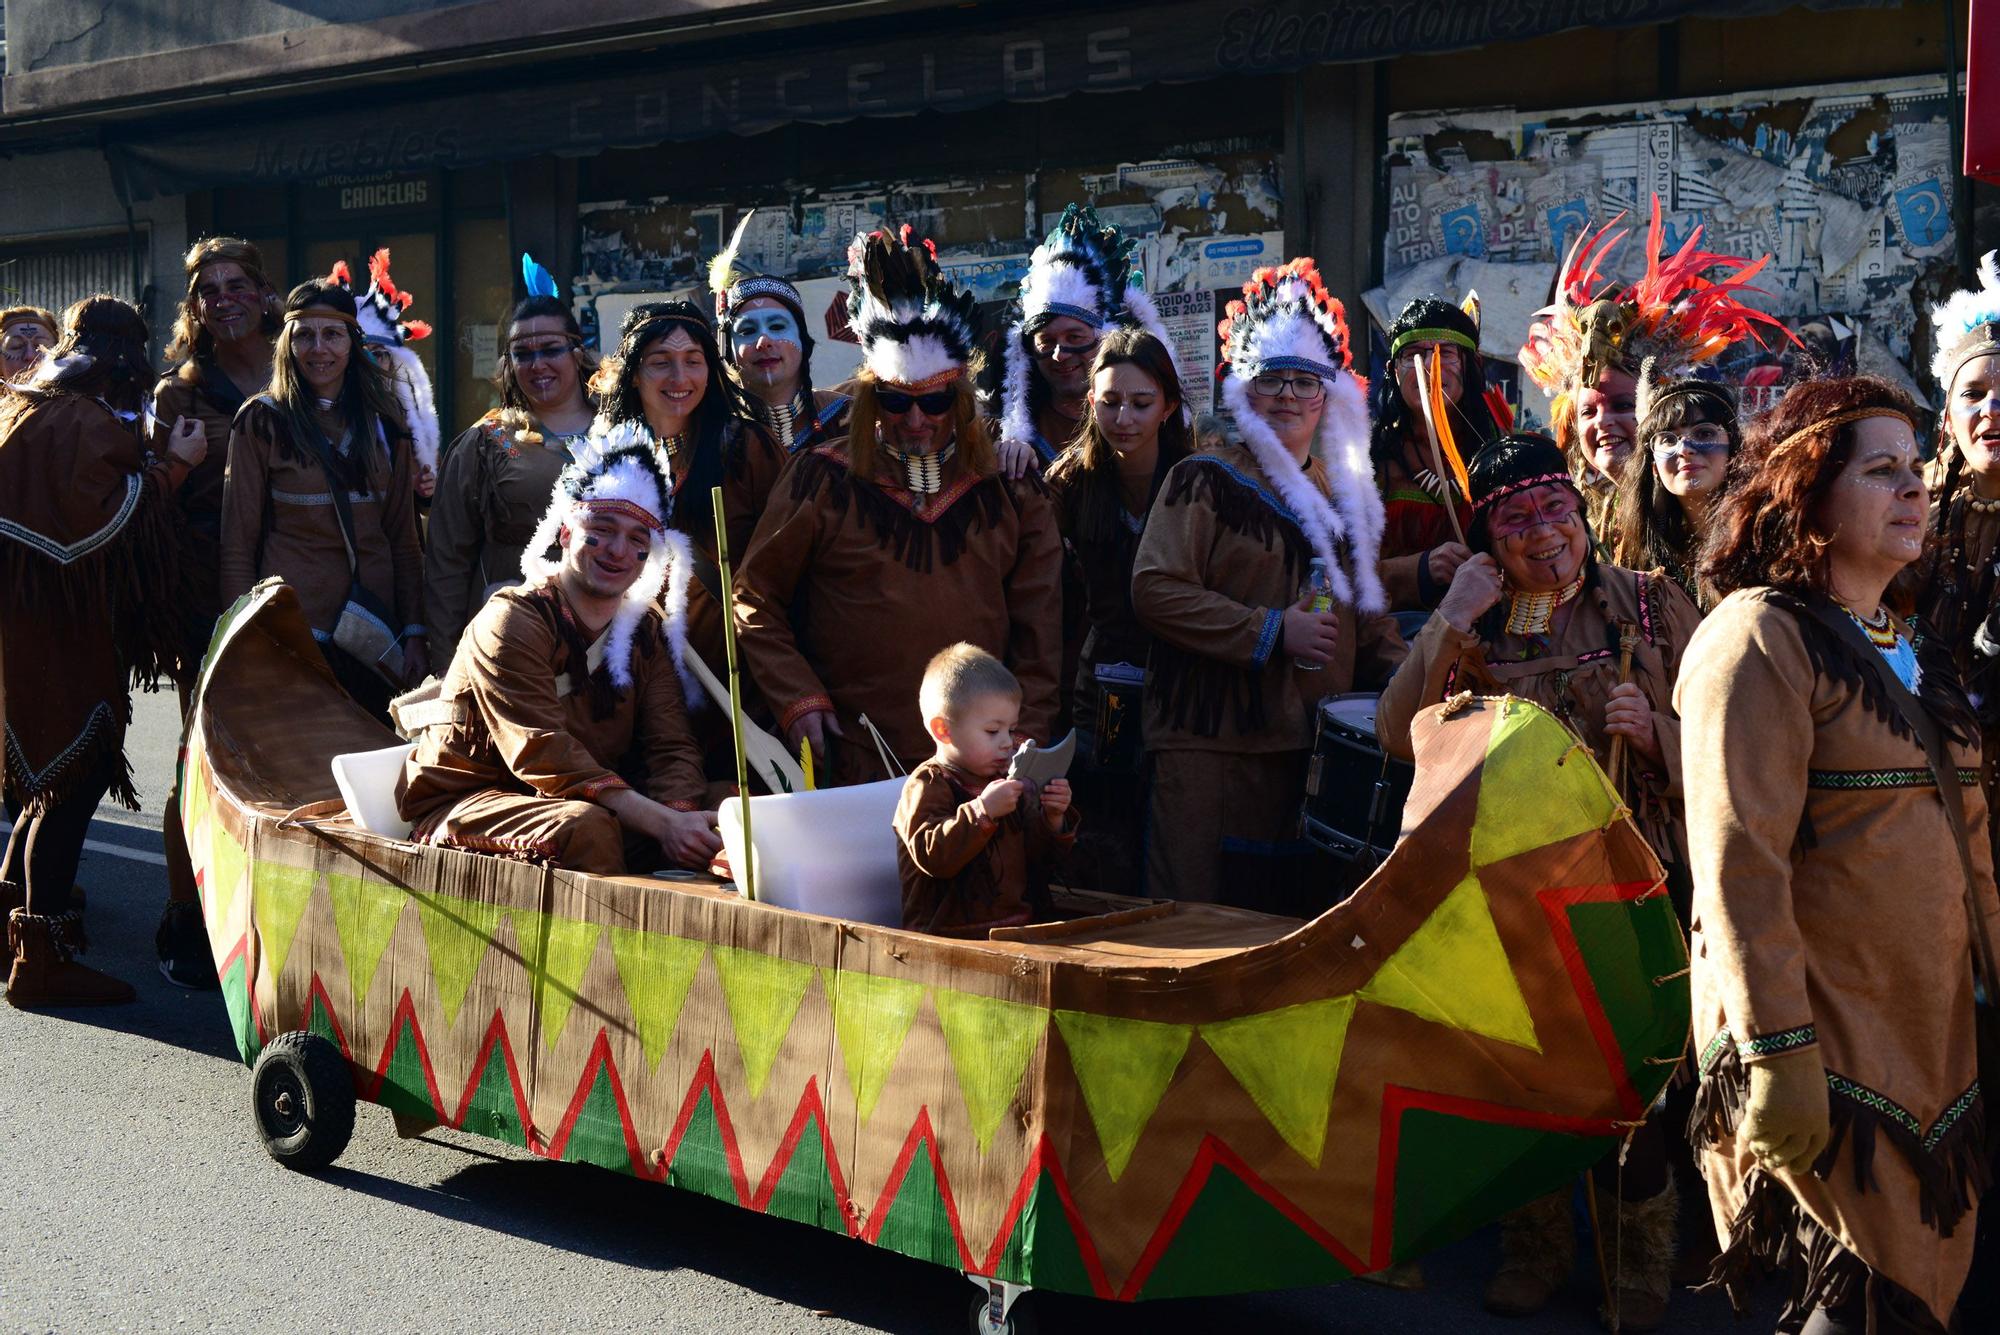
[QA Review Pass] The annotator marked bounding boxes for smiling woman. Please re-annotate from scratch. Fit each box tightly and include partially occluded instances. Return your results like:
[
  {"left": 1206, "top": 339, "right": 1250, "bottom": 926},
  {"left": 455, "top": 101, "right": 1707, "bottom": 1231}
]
[
  {"left": 1376, "top": 429, "right": 1701, "bottom": 1322},
  {"left": 1611, "top": 376, "right": 1741, "bottom": 609},
  {"left": 218, "top": 280, "right": 426, "bottom": 722}
]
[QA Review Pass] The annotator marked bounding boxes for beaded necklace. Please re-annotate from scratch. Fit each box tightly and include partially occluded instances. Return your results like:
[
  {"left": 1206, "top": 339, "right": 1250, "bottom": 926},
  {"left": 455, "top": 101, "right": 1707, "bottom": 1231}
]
[
  {"left": 883, "top": 440, "right": 956, "bottom": 496},
  {"left": 1502, "top": 570, "right": 1587, "bottom": 637}
]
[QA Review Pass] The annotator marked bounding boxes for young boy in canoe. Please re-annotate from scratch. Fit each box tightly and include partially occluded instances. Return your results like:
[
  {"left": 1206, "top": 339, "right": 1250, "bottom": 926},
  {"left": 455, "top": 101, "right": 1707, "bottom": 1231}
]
[{"left": 895, "top": 644, "right": 1077, "bottom": 936}]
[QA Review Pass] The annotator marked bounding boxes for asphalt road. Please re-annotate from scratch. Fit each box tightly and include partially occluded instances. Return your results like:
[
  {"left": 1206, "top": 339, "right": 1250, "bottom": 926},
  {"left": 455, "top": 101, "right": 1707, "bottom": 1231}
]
[{"left": 1, "top": 691, "right": 1778, "bottom": 1334}]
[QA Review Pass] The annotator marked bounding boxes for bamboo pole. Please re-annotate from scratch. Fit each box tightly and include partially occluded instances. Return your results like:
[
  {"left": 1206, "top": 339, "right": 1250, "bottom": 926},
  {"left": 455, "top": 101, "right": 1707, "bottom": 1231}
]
[
  {"left": 711, "top": 486, "right": 755, "bottom": 901},
  {"left": 1607, "top": 625, "right": 1639, "bottom": 796}
]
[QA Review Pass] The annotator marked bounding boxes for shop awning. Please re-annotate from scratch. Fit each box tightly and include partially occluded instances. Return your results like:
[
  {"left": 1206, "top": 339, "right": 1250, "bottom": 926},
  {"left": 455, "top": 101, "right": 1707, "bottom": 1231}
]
[{"left": 106, "top": 0, "right": 1894, "bottom": 200}]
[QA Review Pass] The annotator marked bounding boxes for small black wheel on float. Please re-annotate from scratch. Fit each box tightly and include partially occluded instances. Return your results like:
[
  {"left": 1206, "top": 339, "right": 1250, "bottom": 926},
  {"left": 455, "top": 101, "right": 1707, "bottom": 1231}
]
[
  {"left": 250, "top": 1031, "right": 356, "bottom": 1172},
  {"left": 967, "top": 1292, "right": 1038, "bottom": 1335}
]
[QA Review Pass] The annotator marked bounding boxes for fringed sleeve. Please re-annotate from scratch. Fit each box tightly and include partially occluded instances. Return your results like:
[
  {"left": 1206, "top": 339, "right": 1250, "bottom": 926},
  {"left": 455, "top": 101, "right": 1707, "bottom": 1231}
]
[{"left": 1675, "top": 596, "right": 1819, "bottom": 1063}]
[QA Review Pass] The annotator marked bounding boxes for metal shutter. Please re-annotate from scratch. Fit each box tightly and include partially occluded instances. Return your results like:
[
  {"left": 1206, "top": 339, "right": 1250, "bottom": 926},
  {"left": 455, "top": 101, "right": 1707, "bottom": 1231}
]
[{"left": 0, "top": 236, "right": 137, "bottom": 318}]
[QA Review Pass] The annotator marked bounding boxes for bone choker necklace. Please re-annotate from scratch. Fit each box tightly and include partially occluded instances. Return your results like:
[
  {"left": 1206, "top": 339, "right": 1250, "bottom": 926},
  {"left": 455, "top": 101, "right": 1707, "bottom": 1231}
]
[
  {"left": 884, "top": 440, "right": 955, "bottom": 496},
  {"left": 753, "top": 389, "right": 812, "bottom": 450},
  {"left": 1503, "top": 570, "right": 1586, "bottom": 637}
]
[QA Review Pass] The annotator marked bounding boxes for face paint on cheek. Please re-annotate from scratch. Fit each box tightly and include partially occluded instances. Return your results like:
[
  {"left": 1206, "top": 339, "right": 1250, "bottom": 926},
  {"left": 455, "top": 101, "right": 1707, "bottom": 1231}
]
[
  {"left": 582, "top": 535, "right": 601, "bottom": 547},
  {"left": 731, "top": 314, "right": 800, "bottom": 359},
  {"left": 1843, "top": 471, "right": 1901, "bottom": 495}
]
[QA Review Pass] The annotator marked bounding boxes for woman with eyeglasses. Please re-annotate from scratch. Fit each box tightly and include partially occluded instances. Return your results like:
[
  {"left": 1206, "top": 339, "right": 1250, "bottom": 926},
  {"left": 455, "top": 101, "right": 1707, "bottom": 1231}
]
[
  {"left": 1376, "top": 430, "right": 1699, "bottom": 1328},
  {"left": 1132, "top": 260, "right": 1405, "bottom": 911},
  {"left": 1610, "top": 375, "right": 1739, "bottom": 610},
  {"left": 423, "top": 294, "right": 600, "bottom": 672},
  {"left": 1044, "top": 329, "right": 1191, "bottom": 891},
  {"left": 219, "top": 280, "right": 427, "bottom": 721}
]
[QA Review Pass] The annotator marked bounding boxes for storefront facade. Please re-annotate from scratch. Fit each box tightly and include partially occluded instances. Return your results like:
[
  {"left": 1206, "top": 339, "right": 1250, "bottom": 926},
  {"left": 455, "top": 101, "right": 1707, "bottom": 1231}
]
[{"left": 2, "top": 0, "right": 1988, "bottom": 430}]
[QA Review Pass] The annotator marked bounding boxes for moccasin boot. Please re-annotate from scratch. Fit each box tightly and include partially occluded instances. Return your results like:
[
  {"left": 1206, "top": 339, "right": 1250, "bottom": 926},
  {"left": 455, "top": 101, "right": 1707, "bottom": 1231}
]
[
  {"left": 6, "top": 907, "right": 135, "bottom": 1008},
  {"left": 1595, "top": 1178, "right": 1678, "bottom": 1332},
  {"left": 1483, "top": 1189, "right": 1576, "bottom": 1317}
]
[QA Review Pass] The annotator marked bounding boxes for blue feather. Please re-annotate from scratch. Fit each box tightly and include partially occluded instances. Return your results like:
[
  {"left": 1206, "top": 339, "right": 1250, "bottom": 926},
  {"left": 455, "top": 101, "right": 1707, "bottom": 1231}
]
[{"left": 521, "top": 252, "right": 558, "bottom": 299}]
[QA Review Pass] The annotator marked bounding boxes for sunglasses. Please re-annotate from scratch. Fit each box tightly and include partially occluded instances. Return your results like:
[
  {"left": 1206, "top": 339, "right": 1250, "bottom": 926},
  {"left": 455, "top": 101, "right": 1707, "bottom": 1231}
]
[
  {"left": 877, "top": 387, "right": 956, "bottom": 416},
  {"left": 509, "top": 343, "right": 577, "bottom": 366}
]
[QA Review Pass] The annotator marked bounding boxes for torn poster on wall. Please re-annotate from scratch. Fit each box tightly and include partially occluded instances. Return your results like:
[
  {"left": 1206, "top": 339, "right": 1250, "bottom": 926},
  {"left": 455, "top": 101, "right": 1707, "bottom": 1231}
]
[
  {"left": 572, "top": 148, "right": 1282, "bottom": 352},
  {"left": 1366, "top": 73, "right": 1962, "bottom": 418}
]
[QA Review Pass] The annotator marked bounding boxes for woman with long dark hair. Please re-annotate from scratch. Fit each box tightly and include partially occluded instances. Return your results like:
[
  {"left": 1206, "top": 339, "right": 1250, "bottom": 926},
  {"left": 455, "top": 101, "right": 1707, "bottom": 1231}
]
[
  {"left": 1377, "top": 430, "right": 1700, "bottom": 1329},
  {"left": 1, "top": 295, "right": 207, "bottom": 1006},
  {"left": 423, "top": 293, "right": 600, "bottom": 671},
  {"left": 1611, "top": 375, "right": 1740, "bottom": 609},
  {"left": 219, "top": 279, "right": 426, "bottom": 719},
  {"left": 1681, "top": 376, "right": 1993, "bottom": 1334},
  {"left": 587, "top": 300, "right": 784, "bottom": 682},
  {"left": 1044, "top": 328, "right": 1190, "bottom": 890}
]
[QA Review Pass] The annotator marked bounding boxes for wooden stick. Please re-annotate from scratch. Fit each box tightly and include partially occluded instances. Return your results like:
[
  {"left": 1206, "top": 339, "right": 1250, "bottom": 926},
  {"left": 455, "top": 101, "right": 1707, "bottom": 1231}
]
[
  {"left": 1607, "top": 624, "right": 1639, "bottom": 795},
  {"left": 711, "top": 486, "right": 756, "bottom": 902},
  {"left": 1413, "top": 352, "right": 1468, "bottom": 546},
  {"left": 1580, "top": 1177, "right": 1614, "bottom": 1315}
]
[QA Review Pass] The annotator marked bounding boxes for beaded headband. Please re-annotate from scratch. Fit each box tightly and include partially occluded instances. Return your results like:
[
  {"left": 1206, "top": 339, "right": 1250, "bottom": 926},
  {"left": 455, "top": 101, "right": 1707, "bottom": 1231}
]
[
  {"left": 1764, "top": 407, "right": 1915, "bottom": 461},
  {"left": 283, "top": 307, "right": 362, "bottom": 329},
  {"left": 1387, "top": 326, "right": 1477, "bottom": 360},
  {"left": 1472, "top": 470, "right": 1575, "bottom": 513},
  {"left": 575, "top": 496, "right": 666, "bottom": 533}
]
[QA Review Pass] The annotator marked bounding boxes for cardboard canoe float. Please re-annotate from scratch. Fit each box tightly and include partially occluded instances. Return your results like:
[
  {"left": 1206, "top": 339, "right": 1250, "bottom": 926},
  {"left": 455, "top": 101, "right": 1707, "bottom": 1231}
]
[{"left": 186, "top": 581, "right": 1689, "bottom": 1314}]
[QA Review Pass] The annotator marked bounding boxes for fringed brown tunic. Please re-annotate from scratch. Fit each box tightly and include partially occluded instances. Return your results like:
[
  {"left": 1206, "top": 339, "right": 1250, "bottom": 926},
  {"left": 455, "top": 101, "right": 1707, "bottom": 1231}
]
[
  {"left": 894, "top": 758, "right": 1076, "bottom": 937},
  {"left": 423, "top": 416, "right": 578, "bottom": 673},
  {"left": 1676, "top": 589, "right": 1998, "bottom": 1329},
  {"left": 0, "top": 394, "right": 189, "bottom": 814},
  {"left": 733, "top": 441, "right": 1063, "bottom": 785}
]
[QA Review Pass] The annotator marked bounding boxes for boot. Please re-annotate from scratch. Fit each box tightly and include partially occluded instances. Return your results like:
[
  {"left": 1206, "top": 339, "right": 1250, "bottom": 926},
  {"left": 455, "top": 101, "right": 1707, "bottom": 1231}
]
[
  {"left": 1596, "top": 1177, "right": 1678, "bottom": 1332},
  {"left": 6, "top": 907, "right": 135, "bottom": 1007},
  {"left": 1484, "top": 1189, "right": 1576, "bottom": 1317}
]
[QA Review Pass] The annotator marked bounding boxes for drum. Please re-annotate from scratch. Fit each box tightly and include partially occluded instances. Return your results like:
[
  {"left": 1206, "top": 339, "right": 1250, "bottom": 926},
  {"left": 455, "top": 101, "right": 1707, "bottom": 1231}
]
[{"left": 1301, "top": 693, "right": 1414, "bottom": 863}]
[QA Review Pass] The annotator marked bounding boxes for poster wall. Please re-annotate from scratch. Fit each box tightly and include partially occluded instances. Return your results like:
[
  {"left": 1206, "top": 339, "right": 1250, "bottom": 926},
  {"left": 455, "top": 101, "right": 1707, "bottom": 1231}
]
[
  {"left": 572, "top": 147, "right": 1280, "bottom": 409},
  {"left": 1367, "top": 74, "right": 1963, "bottom": 419}
]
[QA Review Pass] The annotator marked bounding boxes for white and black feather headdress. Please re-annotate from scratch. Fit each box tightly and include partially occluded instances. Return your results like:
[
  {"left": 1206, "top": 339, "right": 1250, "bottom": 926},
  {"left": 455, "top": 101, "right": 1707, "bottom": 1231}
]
[{"left": 844, "top": 227, "right": 980, "bottom": 391}]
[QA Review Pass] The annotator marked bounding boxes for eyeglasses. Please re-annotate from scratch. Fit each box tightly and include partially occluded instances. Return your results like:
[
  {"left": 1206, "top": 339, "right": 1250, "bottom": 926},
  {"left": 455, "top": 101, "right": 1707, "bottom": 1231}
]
[
  {"left": 1648, "top": 426, "right": 1731, "bottom": 457},
  {"left": 877, "top": 387, "right": 956, "bottom": 416},
  {"left": 509, "top": 343, "right": 577, "bottom": 366},
  {"left": 1250, "top": 373, "right": 1326, "bottom": 400},
  {"left": 1032, "top": 336, "right": 1099, "bottom": 362}
]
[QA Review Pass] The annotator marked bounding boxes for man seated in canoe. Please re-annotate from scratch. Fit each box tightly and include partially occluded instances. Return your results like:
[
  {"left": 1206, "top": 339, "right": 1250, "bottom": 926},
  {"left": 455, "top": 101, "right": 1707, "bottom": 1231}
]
[{"left": 395, "top": 429, "right": 723, "bottom": 873}]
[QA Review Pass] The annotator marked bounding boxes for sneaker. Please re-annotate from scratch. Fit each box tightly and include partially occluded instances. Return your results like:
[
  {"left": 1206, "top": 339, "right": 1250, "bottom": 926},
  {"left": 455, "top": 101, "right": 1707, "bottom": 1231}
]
[{"left": 155, "top": 901, "right": 218, "bottom": 990}]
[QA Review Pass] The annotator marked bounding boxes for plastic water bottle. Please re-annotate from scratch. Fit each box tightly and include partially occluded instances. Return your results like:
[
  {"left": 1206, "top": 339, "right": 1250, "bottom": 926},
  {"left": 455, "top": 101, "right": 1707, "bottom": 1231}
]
[{"left": 1296, "top": 557, "right": 1333, "bottom": 671}]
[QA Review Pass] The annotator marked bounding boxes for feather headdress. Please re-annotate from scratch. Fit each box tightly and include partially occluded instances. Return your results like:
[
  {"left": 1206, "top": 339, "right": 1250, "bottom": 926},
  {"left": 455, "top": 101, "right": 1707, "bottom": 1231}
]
[
  {"left": 329, "top": 249, "right": 440, "bottom": 476},
  {"left": 706, "top": 210, "right": 809, "bottom": 331},
  {"left": 1215, "top": 259, "right": 1386, "bottom": 613},
  {"left": 1930, "top": 250, "right": 2000, "bottom": 393},
  {"left": 845, "top": 226, "right": 980, "bottom": 391},
  {"left": 519, "top": 421, "right": 701, "bottom": 704},
  {"left": 1519, "top": 195, "right": 1789, "bottom": 401},
  {"left": 1000, "top": 203, "right": 1180, "bottom": 448}
]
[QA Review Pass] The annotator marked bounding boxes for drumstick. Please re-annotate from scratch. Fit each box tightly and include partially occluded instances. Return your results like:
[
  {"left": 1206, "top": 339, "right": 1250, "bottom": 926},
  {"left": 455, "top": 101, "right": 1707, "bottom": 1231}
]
[{"left": 1607, "top": 624, "right": 1639, "bottom": 794}]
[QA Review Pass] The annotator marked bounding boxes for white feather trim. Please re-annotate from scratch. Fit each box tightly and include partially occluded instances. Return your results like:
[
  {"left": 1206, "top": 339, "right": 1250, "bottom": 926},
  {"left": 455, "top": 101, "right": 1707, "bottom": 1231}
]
[
  {"left": 1228, "top": 305, "right": 1338, "bottom": 378},
  {"left": 382, "top": 344, "right": 440, "bottom": 475},
  {"left": 656, "top": 527, "right": 705, "bottom": 711},
  {"left": 865, "top": 329, "right": 961, "bottom": 389},
  {"left": 1931, "top": 250, "right": 2000, "bottom": 390},
  {"left": 1026, "top": 263, "right": 1106, "bottom": 324},
  {"left": 1314, "top": 371, "right": 1386, "bottom": 615},
  {"left": 1000, "top": 320, "right": 1035, "bottom": 448},
  {"left": 1222, "top": 374, "right": 1352, "bottom": 607}
]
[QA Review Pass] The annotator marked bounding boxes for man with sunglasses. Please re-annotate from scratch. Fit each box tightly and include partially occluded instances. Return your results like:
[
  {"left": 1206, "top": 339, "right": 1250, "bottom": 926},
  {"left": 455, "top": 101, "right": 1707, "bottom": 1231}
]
[
  {"left": 708, "top": 210, "right": 852, "bottom": 455},
  {"left": 735, "top": 228, "right": 1063, "bottom": 786},
  {"left": 990, "top": 204, "right": 1179, "bottom": 479}
]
